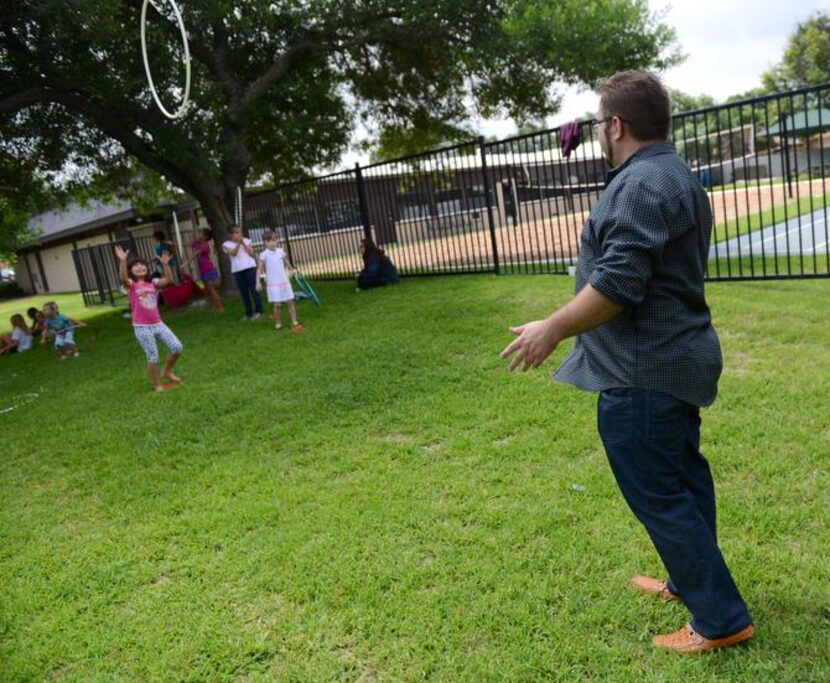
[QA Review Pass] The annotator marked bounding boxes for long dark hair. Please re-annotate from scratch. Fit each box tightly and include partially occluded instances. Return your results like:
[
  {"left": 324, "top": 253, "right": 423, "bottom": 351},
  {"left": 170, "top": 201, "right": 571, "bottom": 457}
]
[
  {"left": 128, "top": 257, "right": 151, "bottom": 282},
  {"left": 360, "top": 237, "right": 385, "bottom": 266}
]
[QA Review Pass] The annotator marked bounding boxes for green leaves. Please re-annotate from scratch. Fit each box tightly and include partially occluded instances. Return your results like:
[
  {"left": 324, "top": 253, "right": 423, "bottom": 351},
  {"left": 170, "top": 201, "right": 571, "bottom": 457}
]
[
  {"left": 762, "top": 12, "right": 830, "bottom": 91},
  {"left": 1, "top": 0, "right": 679, "bottom": 232}
]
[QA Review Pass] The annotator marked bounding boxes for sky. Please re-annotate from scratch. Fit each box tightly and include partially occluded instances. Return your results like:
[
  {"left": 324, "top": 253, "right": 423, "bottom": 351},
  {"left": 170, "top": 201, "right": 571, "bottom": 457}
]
[
  {"left": 537, "top": 0, "right": 828, "bottom": 128},
  {"left": 338, "top": 0, "right": 825, "bottom": 169}
]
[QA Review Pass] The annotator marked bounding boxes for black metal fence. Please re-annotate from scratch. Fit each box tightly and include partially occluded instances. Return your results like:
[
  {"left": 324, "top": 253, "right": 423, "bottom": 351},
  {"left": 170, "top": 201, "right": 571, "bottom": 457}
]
[
  {"left": 243, "top": 82, "right": 830, "bottom": 282},
  {"left": 73, "top": 234, "right": 171, "bottom": 306},
  {"left": 73, "top": 83, "right": 830, "bottom": 305}
]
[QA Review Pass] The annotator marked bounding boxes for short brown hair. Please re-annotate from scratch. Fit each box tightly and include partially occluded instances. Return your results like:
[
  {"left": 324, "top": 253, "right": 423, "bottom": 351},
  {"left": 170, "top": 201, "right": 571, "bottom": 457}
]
[
  {"left": 597, "top": 71, "right": 671, "bottom": 141},
  {"left": 263, "top": 230, "right": 278, "bottom": 241}
]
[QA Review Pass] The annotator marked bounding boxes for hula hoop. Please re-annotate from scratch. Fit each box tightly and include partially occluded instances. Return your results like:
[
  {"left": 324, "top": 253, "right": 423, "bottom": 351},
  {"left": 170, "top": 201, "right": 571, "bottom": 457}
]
[
  {"left": 47, "top": 325, "right": 100, "bottom": 358},
  {"left": 140, "top": 0, "right": 191, "bottom": 119},
  {"left": 0, "top": 393, "right": 40, "bottom": 416},
  {"left": 292, "top": 272, "right": 321, "bottom": 306}
]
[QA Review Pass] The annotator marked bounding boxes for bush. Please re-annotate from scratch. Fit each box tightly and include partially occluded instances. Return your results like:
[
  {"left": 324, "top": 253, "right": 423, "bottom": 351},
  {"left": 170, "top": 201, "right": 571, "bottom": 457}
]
[{"left": 0, "top": 280, "right": 25, "bottom": 300}]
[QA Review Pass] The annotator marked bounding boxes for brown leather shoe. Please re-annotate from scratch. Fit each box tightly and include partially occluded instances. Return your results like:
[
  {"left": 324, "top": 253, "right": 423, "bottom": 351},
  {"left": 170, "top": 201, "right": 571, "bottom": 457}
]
[
  {"left": 652, "top": 623, "right": 755, "bottom": 655},
  {"left": 630, "top": 575, "right": 680, "bottom": 601}
]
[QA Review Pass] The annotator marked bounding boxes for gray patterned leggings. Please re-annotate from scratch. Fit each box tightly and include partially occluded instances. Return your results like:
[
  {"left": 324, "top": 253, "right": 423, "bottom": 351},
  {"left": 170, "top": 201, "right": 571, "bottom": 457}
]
[{"left": 133, "top": 323, "right": 183, "bottom": 364}]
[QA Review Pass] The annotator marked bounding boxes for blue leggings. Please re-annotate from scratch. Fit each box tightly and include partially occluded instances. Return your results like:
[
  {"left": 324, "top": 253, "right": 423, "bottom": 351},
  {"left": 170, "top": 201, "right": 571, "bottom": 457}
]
[{"left": 233, "top": 267, "right": 263, "bottom": 317}]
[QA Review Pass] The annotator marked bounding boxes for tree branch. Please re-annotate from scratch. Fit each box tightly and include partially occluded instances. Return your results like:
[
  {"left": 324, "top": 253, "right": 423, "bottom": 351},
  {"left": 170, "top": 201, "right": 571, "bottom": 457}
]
[
  {"left": 0, "top": 87, "right": 50, "bottom": 114},
  {"left": 238, "top": 9, "right": 407, "bottom": 111},
  {"left": 40, "top": 86, "right": 213, "bottom": 199},
  {"left": 122, "top": 0, "right": 244, "bottom": 106},
  {"left": 239, "top": 33, "right": 322, "bottom": 110},
  {"left": 122, "top": 0, "right": 213, "bottom": 70},
  {"left": 209, "top": 19, "right": 245, "bottom": 113}
]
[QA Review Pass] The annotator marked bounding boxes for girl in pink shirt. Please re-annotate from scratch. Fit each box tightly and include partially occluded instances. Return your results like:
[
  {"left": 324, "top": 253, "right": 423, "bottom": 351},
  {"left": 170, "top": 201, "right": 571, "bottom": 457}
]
[{"left": 115, "top": 245, "right": 184, "bottom": 392}]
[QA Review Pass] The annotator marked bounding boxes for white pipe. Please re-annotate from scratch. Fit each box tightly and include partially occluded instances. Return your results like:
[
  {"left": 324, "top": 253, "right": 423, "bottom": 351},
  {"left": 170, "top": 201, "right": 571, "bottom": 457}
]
[{"left": 171, "top": 211, "right": 187, "bottom": 276}]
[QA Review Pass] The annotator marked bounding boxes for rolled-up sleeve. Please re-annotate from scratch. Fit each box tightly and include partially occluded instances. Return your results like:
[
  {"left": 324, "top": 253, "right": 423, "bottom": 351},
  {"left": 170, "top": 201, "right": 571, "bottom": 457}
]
[{"left": 588, "top": 182, "right": 668, "bottom": 307}]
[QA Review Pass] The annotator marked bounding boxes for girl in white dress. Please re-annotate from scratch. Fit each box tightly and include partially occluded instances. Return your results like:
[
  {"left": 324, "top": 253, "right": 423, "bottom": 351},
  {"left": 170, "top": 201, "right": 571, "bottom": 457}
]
[{"left": 256, "top": 231, "right": 304, "bottom": 332}]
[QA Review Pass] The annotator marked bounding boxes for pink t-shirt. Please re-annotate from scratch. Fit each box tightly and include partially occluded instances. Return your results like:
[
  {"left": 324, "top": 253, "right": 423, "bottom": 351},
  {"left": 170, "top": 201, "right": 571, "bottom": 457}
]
[{"left": 129, "top": 279, "right": 163, "bottom": 326}]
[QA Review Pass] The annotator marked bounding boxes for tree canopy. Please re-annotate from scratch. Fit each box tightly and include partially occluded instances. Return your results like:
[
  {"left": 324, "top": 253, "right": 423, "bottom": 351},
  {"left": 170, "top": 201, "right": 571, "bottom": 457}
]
[
  {"left": 763, "top": 12, "right": 830, "bottom": 92},
  {"left": 1, "top": 0, "right": 679, "bottom": 246},
  {"left": 669, "top": 89, "right": 715, "bottom": 115}
]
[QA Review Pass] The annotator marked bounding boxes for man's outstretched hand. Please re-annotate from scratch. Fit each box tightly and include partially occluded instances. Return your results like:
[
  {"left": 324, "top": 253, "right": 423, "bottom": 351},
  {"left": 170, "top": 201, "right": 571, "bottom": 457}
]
[{"left": 501, "top": 318, "right": 560, "bottom": 372}]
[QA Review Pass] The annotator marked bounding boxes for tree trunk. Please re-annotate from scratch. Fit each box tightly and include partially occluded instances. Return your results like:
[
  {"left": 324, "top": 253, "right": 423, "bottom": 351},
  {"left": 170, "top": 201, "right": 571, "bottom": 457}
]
[{"left": 197, "top": 190, "right": 238, "bottom": 297}]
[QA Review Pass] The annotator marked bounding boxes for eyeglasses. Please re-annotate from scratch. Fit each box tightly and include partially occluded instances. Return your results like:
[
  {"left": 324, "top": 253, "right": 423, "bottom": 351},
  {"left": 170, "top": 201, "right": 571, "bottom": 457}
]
[{"left": 592, "top": 115, "right": 632, "bottom": 132}]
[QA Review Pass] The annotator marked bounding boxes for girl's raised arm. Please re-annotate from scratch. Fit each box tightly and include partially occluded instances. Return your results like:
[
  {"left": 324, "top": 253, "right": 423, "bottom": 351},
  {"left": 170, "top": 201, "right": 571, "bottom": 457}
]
[
  {"left": 115, "top": 246, "right": 131, "bottom": 287},
  {"left": 156, "top": 252, "right": 174, "bottom": 288}
]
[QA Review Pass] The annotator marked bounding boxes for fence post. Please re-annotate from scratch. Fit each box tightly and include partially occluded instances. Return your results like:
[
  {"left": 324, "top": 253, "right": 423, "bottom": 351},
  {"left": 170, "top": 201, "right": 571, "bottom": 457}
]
[
  {"left": 89, "top": 245, "right": 107, "bottom": 305},
  {"left": 72, "top": 249, "right": 90, "bottom": 307},
  {"left": 274, "top": 192, "right": 295, "bottom": 266},
  {"left": 780, "top": 114, "right": 793, "bottom": 199},
  {"left": 355, "top": 163, "right": 373, "bottom": 243},
  {"left": 479, "top": 136, "right": 500, "bottom": 274}
]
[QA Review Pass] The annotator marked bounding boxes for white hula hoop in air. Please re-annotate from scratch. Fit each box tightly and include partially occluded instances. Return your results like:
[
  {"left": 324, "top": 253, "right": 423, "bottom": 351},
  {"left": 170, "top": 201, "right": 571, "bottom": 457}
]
[{"left": 140, "top": 0, "right": 191, "bottom": 119}]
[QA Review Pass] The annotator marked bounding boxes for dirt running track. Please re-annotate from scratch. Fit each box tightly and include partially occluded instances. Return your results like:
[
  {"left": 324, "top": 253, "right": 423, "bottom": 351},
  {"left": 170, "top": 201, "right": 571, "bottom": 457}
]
[{"left": 299, "top": 178, "right": 827, "bottom": 277}]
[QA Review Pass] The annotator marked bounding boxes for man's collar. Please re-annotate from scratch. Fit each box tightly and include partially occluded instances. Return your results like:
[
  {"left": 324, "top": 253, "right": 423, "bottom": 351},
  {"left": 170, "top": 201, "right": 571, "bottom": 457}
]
[{"left": 606, "top": 141, "right": 676, "bottom": 184}]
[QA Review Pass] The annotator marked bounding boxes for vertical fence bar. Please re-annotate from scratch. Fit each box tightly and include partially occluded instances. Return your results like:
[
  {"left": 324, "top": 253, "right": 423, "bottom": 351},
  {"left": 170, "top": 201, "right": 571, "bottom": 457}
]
[
  {"left": 479, "top": 136, "right": 500, "bottom": 274},
  {"left": 355, "top": 163, "right": 373, "bottom": 245}
]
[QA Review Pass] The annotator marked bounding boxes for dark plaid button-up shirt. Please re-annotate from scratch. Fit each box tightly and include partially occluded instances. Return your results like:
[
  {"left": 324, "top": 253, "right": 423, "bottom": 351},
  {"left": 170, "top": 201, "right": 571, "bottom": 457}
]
[{"left": 554, "top": 142, "right": 722, "bottom": 407}]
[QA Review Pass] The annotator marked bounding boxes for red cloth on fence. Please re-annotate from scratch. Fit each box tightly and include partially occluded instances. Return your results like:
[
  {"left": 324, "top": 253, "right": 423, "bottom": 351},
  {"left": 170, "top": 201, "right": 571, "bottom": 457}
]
[
  {"left": 559, "top": 121, "right": 582, "bottom": 159},
  {"left": 159, "top": 275, "right": 204, "bottom": 308}
]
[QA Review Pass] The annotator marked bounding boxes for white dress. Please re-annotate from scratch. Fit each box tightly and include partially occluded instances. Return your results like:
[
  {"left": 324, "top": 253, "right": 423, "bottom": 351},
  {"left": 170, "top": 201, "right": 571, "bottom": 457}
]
[{"left": 259, "top": 248, "right": 294, "bottom": 302}]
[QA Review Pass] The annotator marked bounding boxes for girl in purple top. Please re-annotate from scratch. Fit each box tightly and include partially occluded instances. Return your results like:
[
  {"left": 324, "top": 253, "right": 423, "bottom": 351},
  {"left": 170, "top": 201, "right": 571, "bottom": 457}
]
[
  {"left": 183, "top": 228, "right": 223, "bottom": 311},
  {"left": 115, "top": 245, "right": 184, "bottom": 392}
]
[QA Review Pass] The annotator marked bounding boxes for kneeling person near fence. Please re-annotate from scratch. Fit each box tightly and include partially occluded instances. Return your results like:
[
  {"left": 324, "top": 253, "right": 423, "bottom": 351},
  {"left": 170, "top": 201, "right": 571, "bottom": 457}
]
[{"left": 115, "top": 245, "right": 184, "bottom": 392}]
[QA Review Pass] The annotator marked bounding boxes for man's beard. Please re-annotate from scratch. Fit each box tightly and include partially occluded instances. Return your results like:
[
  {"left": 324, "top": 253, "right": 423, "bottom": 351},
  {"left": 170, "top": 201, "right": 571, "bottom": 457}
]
[{"left": 601, "top": 140, "right": 615, "bottom": 168}]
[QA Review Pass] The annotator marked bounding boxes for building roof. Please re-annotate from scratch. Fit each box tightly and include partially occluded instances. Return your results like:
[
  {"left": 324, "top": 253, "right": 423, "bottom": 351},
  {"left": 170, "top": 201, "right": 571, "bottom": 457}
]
[
  {"left": 25, "top": 197, "right": 197, "bottom": 247},
  {"left": 28, "top": 200, "right": 137, "bottom": 244},
  {"left": 762, "top": 109, "right": 830, "bottom": 136}
]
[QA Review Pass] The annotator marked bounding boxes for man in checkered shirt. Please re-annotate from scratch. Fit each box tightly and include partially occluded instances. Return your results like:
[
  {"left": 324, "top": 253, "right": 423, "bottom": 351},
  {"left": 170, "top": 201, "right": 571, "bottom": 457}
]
[{"left": 502, "top": 71, "right": 754, "bottom": 655}]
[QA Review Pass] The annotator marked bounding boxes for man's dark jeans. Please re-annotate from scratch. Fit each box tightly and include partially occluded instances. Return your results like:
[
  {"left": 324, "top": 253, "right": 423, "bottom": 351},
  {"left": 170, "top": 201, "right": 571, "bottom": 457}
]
[
  {"left": 597, "top": 387, "right": 752, "bottom": 639},
  {"left": 233, "top": 267, "right": 263, "bottom": 318}
]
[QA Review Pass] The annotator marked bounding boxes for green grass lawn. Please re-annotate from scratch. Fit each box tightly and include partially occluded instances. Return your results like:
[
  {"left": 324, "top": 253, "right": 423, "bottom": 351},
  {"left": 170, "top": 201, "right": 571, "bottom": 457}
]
[
  {"left": 707, "top": 255, "right": 830, "bottom": 279},
  {"left": 0, "top": 292, "right": 99, "bottom": 332},
  {"left": 2, "top": 276, "right": 829, "bottom": 681}
]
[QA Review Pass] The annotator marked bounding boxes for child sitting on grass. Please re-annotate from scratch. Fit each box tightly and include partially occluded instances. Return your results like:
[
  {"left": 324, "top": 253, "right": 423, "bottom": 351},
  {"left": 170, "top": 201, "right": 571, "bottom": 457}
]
[
  {"left": 0, "top": 314, "right": 34, "bottom": 355},
  {"left": 256, "top": 230, "right": 304, "bottom": 332},
  {"left": 115, "top": 245, "right": 184, "bottom": 392},
  {"left": 27, "top": 307, "right": 46, "bottom": 339},
  {"left": 41, "top": 302, "right": 85, "bottom": 359}
]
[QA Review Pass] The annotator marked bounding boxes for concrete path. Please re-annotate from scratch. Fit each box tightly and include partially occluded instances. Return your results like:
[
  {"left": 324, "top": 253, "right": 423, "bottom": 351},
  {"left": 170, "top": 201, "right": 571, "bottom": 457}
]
[{"left": 710, "top": 207, "right": 830, "bottom": 260}]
